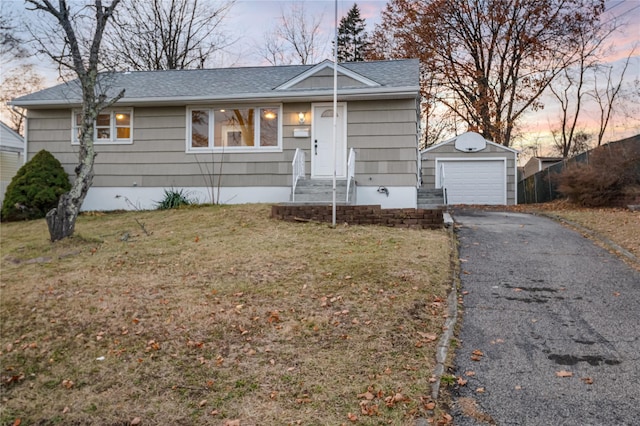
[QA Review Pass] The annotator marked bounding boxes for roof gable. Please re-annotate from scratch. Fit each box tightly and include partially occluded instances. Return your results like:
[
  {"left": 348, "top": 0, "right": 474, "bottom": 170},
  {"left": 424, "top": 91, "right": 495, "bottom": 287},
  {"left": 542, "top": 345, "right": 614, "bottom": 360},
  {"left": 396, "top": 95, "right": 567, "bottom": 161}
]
[
  {"left": 422, "top": 132, "right": 520, "bottom": 154},
  {"left": 275, "top": 60, "right": 381, "bottom": 91}
]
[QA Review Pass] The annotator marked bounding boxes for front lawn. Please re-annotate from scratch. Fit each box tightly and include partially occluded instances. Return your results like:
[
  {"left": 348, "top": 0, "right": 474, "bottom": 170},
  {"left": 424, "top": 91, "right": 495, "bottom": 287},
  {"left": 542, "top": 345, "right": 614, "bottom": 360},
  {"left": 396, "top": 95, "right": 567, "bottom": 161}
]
[{"left": 0, "top": 204, "right": 452, "bottom": 425}]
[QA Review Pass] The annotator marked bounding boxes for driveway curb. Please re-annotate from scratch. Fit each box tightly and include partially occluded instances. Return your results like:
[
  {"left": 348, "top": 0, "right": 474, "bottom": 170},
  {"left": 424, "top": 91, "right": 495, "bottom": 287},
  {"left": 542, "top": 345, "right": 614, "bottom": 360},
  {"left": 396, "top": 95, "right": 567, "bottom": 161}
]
[{"left": 430, "top": 223, "right": 460, "bottom": 400}]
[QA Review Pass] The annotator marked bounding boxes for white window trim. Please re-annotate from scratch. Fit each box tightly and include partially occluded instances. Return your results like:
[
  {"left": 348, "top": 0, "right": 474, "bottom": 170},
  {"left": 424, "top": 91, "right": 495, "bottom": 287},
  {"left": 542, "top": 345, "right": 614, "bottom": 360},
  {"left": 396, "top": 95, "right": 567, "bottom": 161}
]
[
  {"left": 71, "top": 109, "right": 134, "bottom": 145},
  {"left": 185, "top": 105, "right": 283, "bottom": 153}
]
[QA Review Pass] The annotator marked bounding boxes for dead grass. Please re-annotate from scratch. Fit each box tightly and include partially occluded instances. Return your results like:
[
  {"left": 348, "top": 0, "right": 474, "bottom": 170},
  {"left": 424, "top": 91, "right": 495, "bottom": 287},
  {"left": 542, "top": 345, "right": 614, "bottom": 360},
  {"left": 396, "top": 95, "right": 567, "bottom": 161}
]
[{"left": 0, "top": 204, "right": 452, "bottom": 425}]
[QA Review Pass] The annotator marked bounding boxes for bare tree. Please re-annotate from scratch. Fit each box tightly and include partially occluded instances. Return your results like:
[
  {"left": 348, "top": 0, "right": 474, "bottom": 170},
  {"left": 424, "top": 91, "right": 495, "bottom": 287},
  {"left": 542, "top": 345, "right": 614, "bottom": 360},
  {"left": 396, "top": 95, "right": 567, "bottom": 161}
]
[
  {"left": 551, "top": 129, "right": 593, "bottom": 157},
  {"left": 25, "top": 0, "right": 123, "bottom": 241},
  {"left": 0, "top": 12, "right": 27, "bottom": 61},
  {"left": 0, "top": 64, "right": 45, "bottom": 134},
  {"left": 103, "top": 0, "right": 235, "bottom": 71},
  {"left": 591, "top": 50, "right": 636, "bottom": 147},
  {"left": 371, "top": 0, "right": 608, "bottom": 147},
  {"left": 548, "top": 23, "right": 607, "bottom": 158},
  {"left": 260, "top": 29, "right": 288, "bottom": 66},
  {"left": 259, "top": 2, "right": 326, "bottom": 65}
]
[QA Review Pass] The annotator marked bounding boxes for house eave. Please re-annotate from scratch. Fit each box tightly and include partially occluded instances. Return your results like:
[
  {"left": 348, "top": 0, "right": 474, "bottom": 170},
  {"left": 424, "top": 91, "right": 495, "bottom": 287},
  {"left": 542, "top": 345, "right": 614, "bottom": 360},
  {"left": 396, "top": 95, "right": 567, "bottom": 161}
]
[{"left": 11, "top": 86, "right": 420, "bottom": 109}]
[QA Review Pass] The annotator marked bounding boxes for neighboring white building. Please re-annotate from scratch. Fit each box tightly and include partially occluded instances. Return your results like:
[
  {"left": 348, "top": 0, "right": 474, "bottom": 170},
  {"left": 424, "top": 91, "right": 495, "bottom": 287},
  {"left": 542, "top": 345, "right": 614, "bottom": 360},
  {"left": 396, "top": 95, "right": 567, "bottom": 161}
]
[{"left": 0, "top": 121, "right": 25, "bottom": 205}]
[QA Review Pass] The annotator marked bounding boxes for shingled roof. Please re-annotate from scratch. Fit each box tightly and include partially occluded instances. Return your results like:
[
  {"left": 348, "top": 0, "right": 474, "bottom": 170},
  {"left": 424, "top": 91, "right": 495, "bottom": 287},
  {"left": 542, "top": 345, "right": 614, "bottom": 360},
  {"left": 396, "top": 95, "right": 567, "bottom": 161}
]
[{"left": 11, "top": 59, "right": 420, "bottom": 108}]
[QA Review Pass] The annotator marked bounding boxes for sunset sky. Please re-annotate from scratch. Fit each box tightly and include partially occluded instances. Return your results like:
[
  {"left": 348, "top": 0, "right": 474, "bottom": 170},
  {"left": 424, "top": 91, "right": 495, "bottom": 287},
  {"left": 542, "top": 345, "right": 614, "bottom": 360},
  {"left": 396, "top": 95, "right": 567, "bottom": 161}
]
[{"left": 2, "top": 0, "right": 639, "bottom": 155}]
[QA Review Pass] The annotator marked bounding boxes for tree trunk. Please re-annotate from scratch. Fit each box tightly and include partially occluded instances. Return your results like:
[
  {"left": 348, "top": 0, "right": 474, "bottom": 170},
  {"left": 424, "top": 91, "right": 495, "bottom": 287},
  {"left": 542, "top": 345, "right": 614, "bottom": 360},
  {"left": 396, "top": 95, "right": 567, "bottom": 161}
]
[
  {"left": 46, "top": 194, "right": 80, "bottom": 242},
  {"left": 46, "top": 151, "right": 95, "bottom": 242}
]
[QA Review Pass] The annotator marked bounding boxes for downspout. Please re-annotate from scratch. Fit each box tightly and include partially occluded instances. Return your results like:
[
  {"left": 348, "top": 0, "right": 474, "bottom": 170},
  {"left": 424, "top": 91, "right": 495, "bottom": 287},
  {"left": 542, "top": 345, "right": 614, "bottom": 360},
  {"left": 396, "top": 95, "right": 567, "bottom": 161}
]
[
  {"left": 514, "top": 152, "right": 518, "bottom": 205},
  {"left": 23, "top": 112, "right": 29, "bottom": 165}
]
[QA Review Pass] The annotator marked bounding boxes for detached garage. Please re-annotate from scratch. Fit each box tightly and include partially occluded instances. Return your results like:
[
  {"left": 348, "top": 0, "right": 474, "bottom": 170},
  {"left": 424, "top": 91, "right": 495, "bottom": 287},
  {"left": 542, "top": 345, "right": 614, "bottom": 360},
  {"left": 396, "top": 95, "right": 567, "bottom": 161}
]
[{"left": 420, "top": 132, "right": 519, "bottom": 205}]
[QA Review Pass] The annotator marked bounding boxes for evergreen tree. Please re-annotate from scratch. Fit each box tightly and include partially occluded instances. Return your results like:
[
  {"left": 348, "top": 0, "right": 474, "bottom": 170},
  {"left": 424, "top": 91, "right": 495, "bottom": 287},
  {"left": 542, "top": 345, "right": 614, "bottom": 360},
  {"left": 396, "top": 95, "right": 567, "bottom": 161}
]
[{"left": 337, "top": 4, "right": 370, "bottom": 62}]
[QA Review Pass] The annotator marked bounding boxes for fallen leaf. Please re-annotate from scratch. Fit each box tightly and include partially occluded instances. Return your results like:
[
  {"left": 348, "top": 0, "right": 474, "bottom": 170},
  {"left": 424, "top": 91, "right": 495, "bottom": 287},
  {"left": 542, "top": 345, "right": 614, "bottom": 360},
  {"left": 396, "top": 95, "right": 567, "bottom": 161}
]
[
  {"left": 224, "top": 421, "right": 240, "bottom": 426},
  {"left": 556, "top": 370, "right": 573, "bottom": 378},
  {"left": 581, "top": 377, "right": 593, "bottom": 384},
  {"left": 457, "top": 377, "right": 468, "bottom": 386},
  {"left": 472, "top": 349, "right": 484, "bottom": 357},
  {"left": 425, "top": 401, "right": 436, "bottom": 410},
  {"left": 465, "top": 371, "right": 476, "bottom": 376},
  {"left": 476, "top": 387, "right": 485, "bottom": 393},
  {"left": 347, "top": 412, "right": 358, "bottom": 422},
  {"left": 61, "top": 379, "right": 74, "bottom": 389},
  {"left": 198, "top": 399, "right": 207, "bottom": 407},
  {"left": 130, "top": 418, "right": 142, "bottom": 425},
  {"left": 12, "top": 419, "right": 21, "bottom": 426},
  {"left": 357, "top": 391, "right": 375, "bottom": 400},
  {"left": 417, "top": 331, "right": 438, "bottom": 341}
]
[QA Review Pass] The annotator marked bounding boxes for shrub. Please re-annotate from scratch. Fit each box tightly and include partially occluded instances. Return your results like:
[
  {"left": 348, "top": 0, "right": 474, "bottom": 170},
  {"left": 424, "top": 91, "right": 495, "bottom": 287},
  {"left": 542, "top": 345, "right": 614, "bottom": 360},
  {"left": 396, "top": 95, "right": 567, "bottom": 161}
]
[
  {"left": 556, "top": 141, "right": 640, "bottom": 207},
  {"left": 1, "top": 150, "right": 71, "bottom": 221},
  {"left": 155, "top": 188, "right": 193, "bottom": 210}
]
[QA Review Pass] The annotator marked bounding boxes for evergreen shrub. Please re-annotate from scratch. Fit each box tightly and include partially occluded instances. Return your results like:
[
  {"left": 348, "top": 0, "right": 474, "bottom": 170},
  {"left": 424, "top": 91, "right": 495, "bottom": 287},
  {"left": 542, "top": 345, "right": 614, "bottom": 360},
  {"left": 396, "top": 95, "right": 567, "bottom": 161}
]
[{"left": 1, "top": 150, "right": 71, "bottom": 221}]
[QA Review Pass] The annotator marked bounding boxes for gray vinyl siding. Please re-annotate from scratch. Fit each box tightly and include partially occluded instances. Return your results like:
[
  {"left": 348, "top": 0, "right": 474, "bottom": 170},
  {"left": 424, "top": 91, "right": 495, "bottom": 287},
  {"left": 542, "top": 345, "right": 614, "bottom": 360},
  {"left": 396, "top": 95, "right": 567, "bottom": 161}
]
[
  {"left": 421, "top": 141, "right": 517, "bottom": 204},
  {"left": 26, "top": 98, "right": 419, "bottom": 189},
  {"left": 27, "top": 107, "right": 299, "bottom": 188},
  {"left": 348, "top": 99, "right": 418, "bottom": 187}
]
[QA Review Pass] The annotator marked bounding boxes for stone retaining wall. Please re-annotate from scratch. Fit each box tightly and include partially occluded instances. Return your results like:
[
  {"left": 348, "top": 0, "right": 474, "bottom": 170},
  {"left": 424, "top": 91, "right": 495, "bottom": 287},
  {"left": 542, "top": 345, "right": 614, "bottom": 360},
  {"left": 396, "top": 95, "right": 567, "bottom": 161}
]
[{"left": 271, "top": 204, "right": 444, "bottom": 229}]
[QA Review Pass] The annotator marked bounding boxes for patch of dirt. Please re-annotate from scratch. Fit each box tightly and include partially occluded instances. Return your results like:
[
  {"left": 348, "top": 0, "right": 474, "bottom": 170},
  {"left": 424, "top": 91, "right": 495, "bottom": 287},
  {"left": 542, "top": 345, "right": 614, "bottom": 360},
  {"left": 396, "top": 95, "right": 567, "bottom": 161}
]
[{"left": 457, "top": 397, "right": 496, "bottom": 424}]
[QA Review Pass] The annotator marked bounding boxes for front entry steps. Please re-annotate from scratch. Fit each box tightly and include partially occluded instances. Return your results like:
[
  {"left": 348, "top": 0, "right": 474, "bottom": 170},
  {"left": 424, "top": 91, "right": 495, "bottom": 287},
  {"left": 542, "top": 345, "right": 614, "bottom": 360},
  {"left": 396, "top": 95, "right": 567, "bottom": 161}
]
[
  {"left": 291, "top": 178, "right": 356, "bottom": 204},
  {"left": 418, "top": 187, "right": 445, "bottom": 209}
]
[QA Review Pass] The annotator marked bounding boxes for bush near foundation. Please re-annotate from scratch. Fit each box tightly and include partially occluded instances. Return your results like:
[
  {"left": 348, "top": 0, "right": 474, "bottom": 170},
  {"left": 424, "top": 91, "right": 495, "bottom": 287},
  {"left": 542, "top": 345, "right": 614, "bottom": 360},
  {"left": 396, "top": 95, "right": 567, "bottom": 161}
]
[
  {"left": 1, "top": 150, "right": 71, "bottom": 221},
  {"left": 557, "top": 142, "right": 640, "bottom": 207}
]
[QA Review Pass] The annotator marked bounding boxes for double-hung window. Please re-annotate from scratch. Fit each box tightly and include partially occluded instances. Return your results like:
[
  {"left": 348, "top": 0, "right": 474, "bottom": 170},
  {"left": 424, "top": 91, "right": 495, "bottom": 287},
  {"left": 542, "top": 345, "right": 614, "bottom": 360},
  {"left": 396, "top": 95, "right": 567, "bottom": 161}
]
[
  {"left": 72, "top": 109, "right": 133, "bottom": 144},
  {"left": 187, "top": 106, "right": 282, "bottom": 152}
]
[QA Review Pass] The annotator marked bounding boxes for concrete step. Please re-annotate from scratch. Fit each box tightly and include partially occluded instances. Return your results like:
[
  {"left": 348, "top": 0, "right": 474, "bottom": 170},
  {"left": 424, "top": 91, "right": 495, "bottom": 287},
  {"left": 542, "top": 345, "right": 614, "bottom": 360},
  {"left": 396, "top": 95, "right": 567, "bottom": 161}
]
[
  {"left": 417, "top": 187, "right": 444, "bottom": 208},
  {"left": 293, "top": 179, "right": 355, "bottom": 204}
]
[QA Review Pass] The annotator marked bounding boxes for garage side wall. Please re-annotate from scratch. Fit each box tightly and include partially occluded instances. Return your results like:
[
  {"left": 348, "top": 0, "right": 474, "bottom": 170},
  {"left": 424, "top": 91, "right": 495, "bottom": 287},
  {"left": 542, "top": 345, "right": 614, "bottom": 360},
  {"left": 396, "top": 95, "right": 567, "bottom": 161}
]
[{"left": 421, "top": 141, "right": 517, "bottom": 205}]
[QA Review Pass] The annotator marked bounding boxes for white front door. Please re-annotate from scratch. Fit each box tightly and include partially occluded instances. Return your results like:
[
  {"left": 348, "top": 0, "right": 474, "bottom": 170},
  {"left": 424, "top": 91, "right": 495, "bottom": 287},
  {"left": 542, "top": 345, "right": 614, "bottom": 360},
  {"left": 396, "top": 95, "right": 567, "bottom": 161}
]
[{"left": 311, "top": 103, "right": 346, "bottom": 178}]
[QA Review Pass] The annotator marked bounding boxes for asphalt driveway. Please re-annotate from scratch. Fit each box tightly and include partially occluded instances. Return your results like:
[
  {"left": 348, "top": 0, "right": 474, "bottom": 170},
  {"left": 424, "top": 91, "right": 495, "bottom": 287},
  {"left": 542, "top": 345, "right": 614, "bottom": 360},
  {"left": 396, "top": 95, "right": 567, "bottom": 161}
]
[{"left": 450, "top": 209, "right": 640, "bottom": 426}]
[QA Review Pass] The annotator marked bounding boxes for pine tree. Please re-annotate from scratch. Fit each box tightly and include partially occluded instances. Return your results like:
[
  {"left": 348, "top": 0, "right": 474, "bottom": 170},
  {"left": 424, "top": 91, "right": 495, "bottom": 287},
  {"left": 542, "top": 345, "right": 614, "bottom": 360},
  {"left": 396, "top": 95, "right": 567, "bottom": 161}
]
[{"left": 337, "top": 3, "right": 370, "bottom": 62}]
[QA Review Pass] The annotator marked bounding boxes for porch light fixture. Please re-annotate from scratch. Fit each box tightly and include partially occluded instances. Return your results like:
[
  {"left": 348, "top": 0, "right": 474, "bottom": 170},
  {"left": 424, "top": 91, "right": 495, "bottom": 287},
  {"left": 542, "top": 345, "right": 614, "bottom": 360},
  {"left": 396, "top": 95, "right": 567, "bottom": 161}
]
[
  {"left": 297, "top": 112, "right": 306, "bottom": 124},
  {"left": 264, "top": 110, "right": 277, "bottom": 120}
]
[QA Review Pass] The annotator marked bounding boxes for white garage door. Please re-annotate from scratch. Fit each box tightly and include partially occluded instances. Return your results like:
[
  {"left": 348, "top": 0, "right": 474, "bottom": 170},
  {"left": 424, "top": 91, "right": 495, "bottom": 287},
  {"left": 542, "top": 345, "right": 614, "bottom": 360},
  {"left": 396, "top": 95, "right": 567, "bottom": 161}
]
[{"left": 439, "top": 160, "right": 506, "bottom": 205}]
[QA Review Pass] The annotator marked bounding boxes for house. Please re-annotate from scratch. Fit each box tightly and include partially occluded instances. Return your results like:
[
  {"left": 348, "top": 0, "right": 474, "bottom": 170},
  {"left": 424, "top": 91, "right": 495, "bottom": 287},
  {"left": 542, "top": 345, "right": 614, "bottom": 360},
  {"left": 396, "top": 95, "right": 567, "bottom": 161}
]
[
  {"left": 522, "top": 156, "right": 563, "bottom": 180},
  {"left": 10, "top": 59, "right": 422, "bottom": 211},
  {"left": 0, "top": 121, "right": 25, "bottom": 205},
  {"left": 420, "top": 132, "right": 519, "bottom": 205}
]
